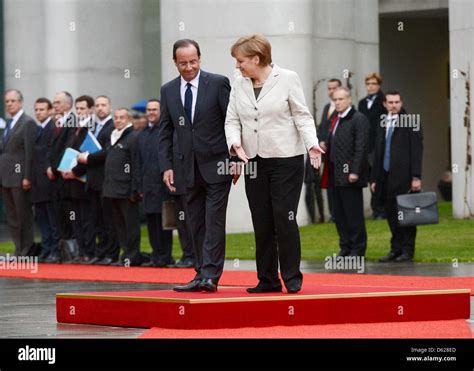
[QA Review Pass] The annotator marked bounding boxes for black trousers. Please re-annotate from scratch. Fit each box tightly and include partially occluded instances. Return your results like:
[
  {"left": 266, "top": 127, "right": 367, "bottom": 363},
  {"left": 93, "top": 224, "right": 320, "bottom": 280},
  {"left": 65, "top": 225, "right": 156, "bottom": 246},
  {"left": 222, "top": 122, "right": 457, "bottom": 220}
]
[
  {"left": 146, "top": 213, "right": 173, "bottom": 265},
  {"left": 3, "top": 187, "right": 34, "bottom": 256},
  {"left": 34, "top": 201, "right": 60, "bottom": 257},
  {"left": 71, "top": 197, "right": 96, "bottom": 258},
  {"left": 89, "top": 190, "right": 118, "bottom": 260},
  {"left": 174, "top": 194, "right": 195, "bottom": 261},
  {"left": 380, "top": 172, "right": 417, "bottom": 257},
  {"left": 333, "top": 187, "right": 367, "bottom": 257},
  {"left": 108, "top": 197, "right": 141, "bottom": 265},
  {"left": 245, "top": 155, "right": 304, "bottom": 289},
  {"left": 304, "top": 177, "right": 325, "bottom": 224},
  {"left": 57, "top": 196, "right": 73, "bottom": 240},
  {"left": 326, "top": 187, "right": 335, "bottom": 220},
  {"left": 186, "top": 162, "right": 231, "bottom": 283}
]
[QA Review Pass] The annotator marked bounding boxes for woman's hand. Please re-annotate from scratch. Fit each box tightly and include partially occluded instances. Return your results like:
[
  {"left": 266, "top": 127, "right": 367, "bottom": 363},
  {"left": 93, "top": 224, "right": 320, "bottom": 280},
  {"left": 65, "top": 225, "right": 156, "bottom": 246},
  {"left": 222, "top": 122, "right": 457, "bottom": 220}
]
[
  {"left": 232, "top": 143, "right": 249, "bottom": 164},
  {"left": 308, "top": 144, "right": 325, "bottom": 169}
]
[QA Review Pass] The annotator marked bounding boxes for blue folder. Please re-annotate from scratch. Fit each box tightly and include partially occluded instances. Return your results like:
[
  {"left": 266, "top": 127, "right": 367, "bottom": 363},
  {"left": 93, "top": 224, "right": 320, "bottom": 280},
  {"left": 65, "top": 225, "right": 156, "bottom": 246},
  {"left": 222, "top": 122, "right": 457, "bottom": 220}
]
[
  {"left": 79, "top": 131, "right": 102, "bottom": 154},
  {"left": 57, "top": 148, "right": 87, "bottom": 183}
]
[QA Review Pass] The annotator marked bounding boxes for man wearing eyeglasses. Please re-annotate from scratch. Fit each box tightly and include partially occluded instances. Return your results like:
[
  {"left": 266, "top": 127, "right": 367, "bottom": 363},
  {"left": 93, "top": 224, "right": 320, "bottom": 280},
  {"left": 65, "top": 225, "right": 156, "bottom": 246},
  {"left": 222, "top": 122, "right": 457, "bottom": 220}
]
[
  {"left": 158, "top": 39, "right": 231, "bottom": 293},
  {"left": 358, "top": 72, "right": 386, "bottom": 220}
]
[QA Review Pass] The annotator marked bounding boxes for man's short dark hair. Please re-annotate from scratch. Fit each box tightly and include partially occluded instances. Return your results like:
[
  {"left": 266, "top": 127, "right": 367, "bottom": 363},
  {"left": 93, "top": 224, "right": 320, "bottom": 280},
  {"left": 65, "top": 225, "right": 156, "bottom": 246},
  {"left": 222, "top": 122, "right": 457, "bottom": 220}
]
[
  {"left": 173, "top": 39, "right": 201, "bottom": 61},
  {"left": 96, "top": 95, "right": 111, "bottom": 104},
  {"left": 384, "top": 90, "right": 402, "bottom": 101},
  {"left": 35, "top": 97, "right": 53, "bottom": 109},
  {"left": 147, "top": 98, "right": 160, "bottom": 104},
  {"left": 75, "top": 95, "right": 95, "bottom": 108},
  {"left": 328, "top": 78, "right": 342, "bottom": 86}
]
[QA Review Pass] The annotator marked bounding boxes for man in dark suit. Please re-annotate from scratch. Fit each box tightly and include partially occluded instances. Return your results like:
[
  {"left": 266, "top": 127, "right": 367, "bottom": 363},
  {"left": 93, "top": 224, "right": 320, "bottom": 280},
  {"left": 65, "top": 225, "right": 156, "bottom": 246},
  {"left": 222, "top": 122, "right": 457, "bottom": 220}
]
[
  {"left": 158, "top": 39, "right": 231, "bottom": 292},
  {"left": 358, "top": 72, "right": 386, "bottom": 220},
  {"left": 138, "top": 99, "right": 174, "bottom": 267},
  {"left": 48, "top": 91, "right": 76, "bottom": 243},
  {"left": 61, "top": 95, "right": 96, "bottom": 263},
  {"left": 318, "top": 78, "right": 341, "bottom": 222},
  {"left": 328, "top": 87, "right": 370, "bottom": 257},
  {"left": 0, "top": 89, "right": 37, "bottom": 256},
  {"left": 102, "top": 108, "right": 141, "bottom": 267},
  {"left": 171, "top": 127, "right": 196, "bottom": 268},
  {"left": 31, "top": 97, "right": 60, "bottom": 262},
  {"left": 371, "top": 91, "right": 423, "bottom": 263},
  {"left": 77, "top": 95, "right": 118, "bottom": 265}
]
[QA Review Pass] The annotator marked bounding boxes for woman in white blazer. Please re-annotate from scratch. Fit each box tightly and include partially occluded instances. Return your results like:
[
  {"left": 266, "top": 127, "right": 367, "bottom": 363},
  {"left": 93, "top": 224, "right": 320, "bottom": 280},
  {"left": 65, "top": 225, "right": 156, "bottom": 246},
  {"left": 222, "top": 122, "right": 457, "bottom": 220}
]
[{"left": 225, "top": 34, "right": 324, "bottom": 294}]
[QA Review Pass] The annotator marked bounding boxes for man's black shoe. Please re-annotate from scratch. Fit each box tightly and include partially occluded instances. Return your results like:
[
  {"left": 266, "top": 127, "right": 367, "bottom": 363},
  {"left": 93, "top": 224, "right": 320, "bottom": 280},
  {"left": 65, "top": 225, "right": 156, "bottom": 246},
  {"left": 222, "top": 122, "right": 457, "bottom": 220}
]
[
  {"left": 95, "top": 257, "right": 114, "bottom": 266},
  {"left": 379, "top": 252, "right": 400, "bottom": 263},
  {"left": 395, "top": 254, "right": 413, "bottom": 263},
  {"left": 286, "top": 286, "right": 301, "bottom": 294},
  {"left": 84, "top": 257, "right": 101, "bottom": 265},
  {"left": 246, "top": 285, "right": 282, "bottom": 294},
  {"left": 172, "top": 259, "right": 195, "bottom": 268},
  {"left": 173, "top": 280, "right": 203, "bottom": 292},
  {"left": 44, "top": 254, "right": 60, "bottom": 264},
  {"left": 199, "top": 278, "right": 218, "bottom": 292}
]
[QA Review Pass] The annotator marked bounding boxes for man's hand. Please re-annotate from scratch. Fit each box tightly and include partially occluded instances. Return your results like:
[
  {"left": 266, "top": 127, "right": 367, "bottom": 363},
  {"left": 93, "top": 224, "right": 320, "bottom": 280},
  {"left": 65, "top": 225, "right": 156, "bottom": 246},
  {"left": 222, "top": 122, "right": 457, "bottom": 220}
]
[
  {"left": 77, "top": 151, "right": 89, "bottom": 164},
  {"left": 370, "top": 182, "right": 376, "bottom": 193},
  {"left": 309, "top": 144, "right": 326, "bottom": 169},
  {"left": 411, "top": 178, "right": 422, "bottom": 192},
  {"left": 232, "top": 143, "right": 249, "bottom": 164},
  {"left": 22, "top": 179, "right": 32, "bottom": 191},
  {"left": 61, "top": 171, "right": 75, "bottom": 180},
  {"left": 163, "top": 169, "right": 176, "bottom": 193},
  {"left": 46, "top": 167, "right": 56, "bottom": 181},
  {"left": 319, "top": 141, "right": 327, "bottom": 152},
  {"left": 348, "top": 173, "right": 359, "bottom": 183}
]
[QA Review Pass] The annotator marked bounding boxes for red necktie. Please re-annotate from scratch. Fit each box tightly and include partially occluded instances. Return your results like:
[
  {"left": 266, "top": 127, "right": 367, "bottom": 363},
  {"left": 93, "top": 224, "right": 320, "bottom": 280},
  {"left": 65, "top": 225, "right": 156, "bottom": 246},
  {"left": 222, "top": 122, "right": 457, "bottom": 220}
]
[{"left": 329, "top": 114, "right": 339, "bottom": 136}]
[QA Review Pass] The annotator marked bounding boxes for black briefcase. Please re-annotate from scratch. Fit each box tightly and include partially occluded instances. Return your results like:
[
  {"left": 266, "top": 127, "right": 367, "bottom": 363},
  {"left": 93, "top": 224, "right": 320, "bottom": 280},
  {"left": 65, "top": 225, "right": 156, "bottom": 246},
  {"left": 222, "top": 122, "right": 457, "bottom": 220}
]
[
  {"left": 396, "top": 191, "right": 439, "bottom": 227},
  {"left": 162, "top": 200, "right": 177, "bottom": 230}
]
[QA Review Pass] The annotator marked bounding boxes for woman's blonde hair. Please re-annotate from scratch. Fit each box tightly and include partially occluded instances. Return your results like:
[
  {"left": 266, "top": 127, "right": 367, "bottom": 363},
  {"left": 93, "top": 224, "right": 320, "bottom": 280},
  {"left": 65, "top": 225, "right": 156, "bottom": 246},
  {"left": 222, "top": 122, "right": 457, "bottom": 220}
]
[{"left": 231, "top": 34, "right": 272, "bottom": 66}]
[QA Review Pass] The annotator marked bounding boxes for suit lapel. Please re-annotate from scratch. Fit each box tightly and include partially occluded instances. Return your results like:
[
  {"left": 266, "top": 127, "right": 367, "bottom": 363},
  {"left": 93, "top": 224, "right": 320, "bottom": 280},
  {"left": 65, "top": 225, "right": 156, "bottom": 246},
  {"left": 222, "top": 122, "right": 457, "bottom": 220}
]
[
  {"left": 193, "top": 71, "right": 209, "bottom": 125},
  {"left": 242, "top": 77, "right": 257, "bottom": 106},
  {"left": 256, "top": 65, "right": 280, "bottom": 102},
  {"left": 171, "top": 76, "right": 192, "bottom": 128}
]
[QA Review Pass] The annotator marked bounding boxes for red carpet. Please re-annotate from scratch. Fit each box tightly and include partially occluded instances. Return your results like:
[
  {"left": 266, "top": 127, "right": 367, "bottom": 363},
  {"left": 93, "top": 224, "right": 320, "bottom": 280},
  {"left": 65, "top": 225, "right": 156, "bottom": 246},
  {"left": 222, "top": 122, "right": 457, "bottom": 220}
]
[
  {"left": 2, "top": 263, "right": 474, "bottom": 295},
  {"left": 138, "top": 320, "right": 473, "bottom": 339},
  {"left": 56, "top": 285, "right": 470, "bottom": 329}
]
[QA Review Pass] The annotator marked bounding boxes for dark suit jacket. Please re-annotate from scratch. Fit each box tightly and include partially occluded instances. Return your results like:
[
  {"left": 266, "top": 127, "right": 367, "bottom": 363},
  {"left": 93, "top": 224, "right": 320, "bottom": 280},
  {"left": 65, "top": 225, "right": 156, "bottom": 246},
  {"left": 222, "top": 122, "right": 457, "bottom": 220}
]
[
  {"left": 73, "top": 118, "right": 114, "bottom": 192},
  {"left": 328, "top": 107, "right": 370, "bottom": 188},
  {"left": 64, "top": 126, "right": 91, "bottom": 200},
  {"left": 358, "top": 91, "right": 386, "bottom": 155},
  {"left": 31, "top": 119, "right": 59, "bottom": 203},
  {"left": 0, "top": 112, "right": 37, "bottom": 188},
  {"left": 370, "top": 109, "right": 423, "bottom": 198},
  {"left": 317, "top": 102, "right": 338, "bottom": 143},
  {"left": 158, "top": 70, "right": 231, "bottom": 187},
  {"left": 102, "top": 126, "right": 140, "bottom": 199},
  {"left": 49, "top": 112, "right": 77, "bottom": 198},
  {"left": 137, "top": 124, "right": 171, "bottom": 214}
]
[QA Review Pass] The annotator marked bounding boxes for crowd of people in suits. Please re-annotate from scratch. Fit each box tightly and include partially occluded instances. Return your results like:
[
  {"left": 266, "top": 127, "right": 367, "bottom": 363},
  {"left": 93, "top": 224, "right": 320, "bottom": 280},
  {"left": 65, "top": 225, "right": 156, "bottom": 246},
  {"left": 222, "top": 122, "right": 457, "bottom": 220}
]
[
  {"left": 0, "top": 91, "right": 195, "bottom": 269},
  {"left": 0, "top": 34, "right": 423, "bottom": 294},
  {"left": 308, "top": 73, "right": 423, "bottom": 263}
]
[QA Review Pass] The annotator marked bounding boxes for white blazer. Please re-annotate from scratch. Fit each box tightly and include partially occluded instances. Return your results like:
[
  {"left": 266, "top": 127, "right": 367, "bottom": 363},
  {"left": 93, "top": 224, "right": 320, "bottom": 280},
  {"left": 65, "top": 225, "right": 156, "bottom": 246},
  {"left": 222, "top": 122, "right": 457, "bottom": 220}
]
[{"left": 225, "top": 64, "right": 318, "bottom": 159}]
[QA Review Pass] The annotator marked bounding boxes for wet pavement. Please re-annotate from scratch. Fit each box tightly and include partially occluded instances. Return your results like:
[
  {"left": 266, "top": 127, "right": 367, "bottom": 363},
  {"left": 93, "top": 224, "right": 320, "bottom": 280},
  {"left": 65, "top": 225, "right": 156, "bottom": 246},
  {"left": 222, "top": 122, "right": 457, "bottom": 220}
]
[{"left": 1, "top": 260, "right": 473, "bottom": 338}]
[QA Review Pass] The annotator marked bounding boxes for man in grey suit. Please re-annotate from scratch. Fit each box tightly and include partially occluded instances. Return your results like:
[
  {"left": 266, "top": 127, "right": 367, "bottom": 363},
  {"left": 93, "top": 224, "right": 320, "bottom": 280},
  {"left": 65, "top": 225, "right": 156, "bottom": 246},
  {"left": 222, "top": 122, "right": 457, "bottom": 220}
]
[
  {"left": 0, "top": 89, "right": 37, "bottom": 256},
  {"left": 158, "top": 39, "right": 232, "bottom": 292}
]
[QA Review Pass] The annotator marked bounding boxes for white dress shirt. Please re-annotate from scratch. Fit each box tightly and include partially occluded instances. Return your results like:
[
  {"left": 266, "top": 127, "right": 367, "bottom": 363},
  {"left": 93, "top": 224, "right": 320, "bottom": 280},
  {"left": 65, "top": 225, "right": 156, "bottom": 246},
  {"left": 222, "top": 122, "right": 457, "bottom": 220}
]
[
  {"left": 95, "top": 114, "right": 112, "bottom": 137},
  {"left": 38, "top": 117, "right": 52, "bottom": 129},
  {"left": 180, "top": 70, "right": 200, "bottom": 123},
  {"left": 332, "top": 106, "right": 352, "bottom": 135},
  {"left": 8, "top": 109, "right": 24, "bottom": 131}
]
